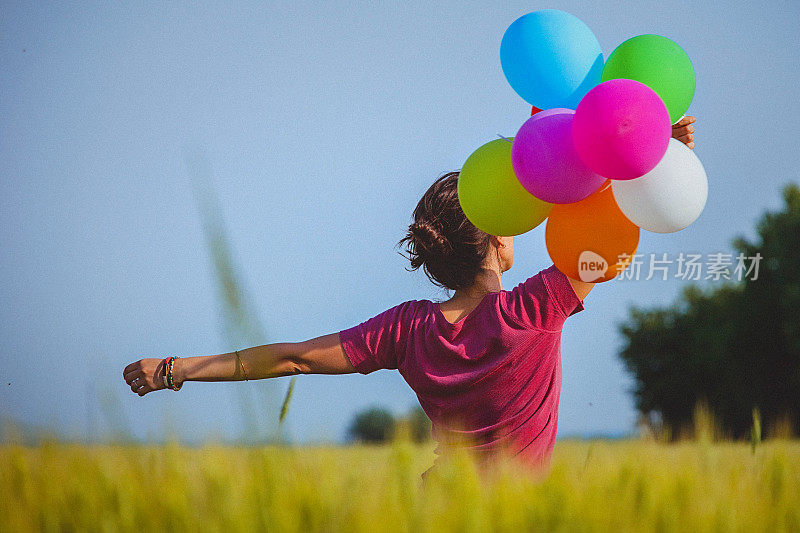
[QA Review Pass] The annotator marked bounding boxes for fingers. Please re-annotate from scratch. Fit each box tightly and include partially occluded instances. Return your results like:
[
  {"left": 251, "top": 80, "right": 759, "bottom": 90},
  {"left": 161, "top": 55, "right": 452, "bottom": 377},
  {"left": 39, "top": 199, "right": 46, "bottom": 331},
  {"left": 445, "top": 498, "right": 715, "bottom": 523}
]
[
  {"left": 131, "top": 380, "right": 151, "bottom": 396},
  {"left": 124, "top": 362, "right": 154, "bottom": 396},
  {"left": 131, "top": 376, "right": 153, "bottom": 396},
  {"left": 672, "top": 116, "right": 696, "bottom": 149},
  {"left": 124, "top": 368, "right": 144, "bottom": 386},
  {"left": 128, "top": 373, "right": 146, "bottom": 394},
  {"left": 123, "top": 360, "right": 141, "bottom": 377},
  {"left": 124, "top": 358, "right": 166, "bottom": 396},
  {"left": 674, "top": 132, "right": 694, "bottom": 145},
  {"left": 672, "top": 124, "right": 695, "bottom": 137}
]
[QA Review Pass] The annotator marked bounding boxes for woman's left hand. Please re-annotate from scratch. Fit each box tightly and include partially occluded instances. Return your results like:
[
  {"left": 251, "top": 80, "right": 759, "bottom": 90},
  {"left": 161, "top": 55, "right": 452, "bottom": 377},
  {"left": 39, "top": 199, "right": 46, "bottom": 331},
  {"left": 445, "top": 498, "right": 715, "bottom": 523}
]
[
  {"left": 672, "top": 115, "right": 696, "bottom": 149},
  {"left": 123, "top": 358, "right": 166, "bottom": 396}
]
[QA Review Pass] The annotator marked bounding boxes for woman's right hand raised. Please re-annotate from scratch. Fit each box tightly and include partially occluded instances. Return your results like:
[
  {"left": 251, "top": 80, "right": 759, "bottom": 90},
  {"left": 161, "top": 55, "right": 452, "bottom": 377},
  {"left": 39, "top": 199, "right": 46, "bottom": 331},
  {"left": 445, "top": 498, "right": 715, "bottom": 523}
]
[{"left": 672, "top": 115, "right": 696, "bottom": 149}]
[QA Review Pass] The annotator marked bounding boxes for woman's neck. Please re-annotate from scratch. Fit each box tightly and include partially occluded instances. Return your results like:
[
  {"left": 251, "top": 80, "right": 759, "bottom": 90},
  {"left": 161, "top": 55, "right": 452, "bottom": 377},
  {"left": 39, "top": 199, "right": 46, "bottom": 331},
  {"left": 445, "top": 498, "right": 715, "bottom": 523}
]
[{"left": 451, "top": 267, "right": 503, "bottom": 301}]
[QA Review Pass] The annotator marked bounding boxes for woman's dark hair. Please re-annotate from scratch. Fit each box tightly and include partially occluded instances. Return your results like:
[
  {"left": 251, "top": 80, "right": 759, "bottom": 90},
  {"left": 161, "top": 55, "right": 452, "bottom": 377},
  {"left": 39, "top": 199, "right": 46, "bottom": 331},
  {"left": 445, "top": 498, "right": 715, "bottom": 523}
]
[{"left": 397, "top": 171, "right": 494, "bottom": 292}]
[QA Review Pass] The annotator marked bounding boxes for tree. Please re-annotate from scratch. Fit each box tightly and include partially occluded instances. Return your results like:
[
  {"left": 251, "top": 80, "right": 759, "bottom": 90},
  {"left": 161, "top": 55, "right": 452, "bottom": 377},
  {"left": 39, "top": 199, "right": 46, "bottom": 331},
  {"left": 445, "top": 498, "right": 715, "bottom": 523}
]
[
  {"left": 347, "top": 406, "right": 432, "bottom": 444},
  {"left": 406, "top": 406, "right": 432, "bottom": 443},
  {"left": 619, "top": 183, "right": 800, "bottom": 438},
  {"left": 348, "top": 407, "right": 396, "bottom": 443}
]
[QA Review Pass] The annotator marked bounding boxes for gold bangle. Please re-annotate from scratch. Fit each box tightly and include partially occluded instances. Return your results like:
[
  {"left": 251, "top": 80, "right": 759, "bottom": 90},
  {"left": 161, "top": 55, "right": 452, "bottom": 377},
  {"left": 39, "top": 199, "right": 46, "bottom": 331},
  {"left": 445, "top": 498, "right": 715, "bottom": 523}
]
[{"left": 235, "top": 350, "right": 249, "bottom": 381}]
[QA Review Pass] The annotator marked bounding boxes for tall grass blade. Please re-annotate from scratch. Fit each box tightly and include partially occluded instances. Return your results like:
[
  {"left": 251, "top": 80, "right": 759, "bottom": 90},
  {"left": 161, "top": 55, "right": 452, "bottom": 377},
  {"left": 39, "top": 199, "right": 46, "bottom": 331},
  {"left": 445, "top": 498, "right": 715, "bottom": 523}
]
[
  {"left": 183, "top": 144, "right": 294, "bottom": 444},
  {"left": 278, "top": 377, "right": 296, "bottom": 427}
]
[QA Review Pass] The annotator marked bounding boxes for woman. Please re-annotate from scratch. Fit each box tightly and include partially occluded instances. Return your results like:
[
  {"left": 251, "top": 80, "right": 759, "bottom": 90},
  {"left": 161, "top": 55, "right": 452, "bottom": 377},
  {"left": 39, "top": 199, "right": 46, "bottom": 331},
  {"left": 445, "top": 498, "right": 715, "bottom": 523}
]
[{"left": 123, "top": 117, "right": 697, "bottom": 474}]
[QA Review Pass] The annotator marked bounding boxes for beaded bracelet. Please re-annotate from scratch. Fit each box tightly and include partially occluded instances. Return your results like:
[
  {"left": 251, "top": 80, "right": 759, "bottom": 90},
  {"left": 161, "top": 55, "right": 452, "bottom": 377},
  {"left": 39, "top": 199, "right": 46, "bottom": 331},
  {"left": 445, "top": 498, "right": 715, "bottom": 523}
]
[
  {"left": 164, "top": 356, "right": 183, "bottom": 391},
  {"left": 162, "top": 358, "right": 170, "bottom": 389},
  {"left": 169, "top": 356, "right": 182, "bottom": 390}
]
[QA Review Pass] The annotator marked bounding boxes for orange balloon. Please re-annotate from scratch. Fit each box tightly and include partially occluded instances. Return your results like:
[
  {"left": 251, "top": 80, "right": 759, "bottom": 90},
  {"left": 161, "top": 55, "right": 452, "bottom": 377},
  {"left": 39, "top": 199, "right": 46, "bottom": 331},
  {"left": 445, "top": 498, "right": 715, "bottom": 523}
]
[
  {"left": 531, "top": 105, "right": 542, "bottom": 116},
  {"left": 545, "top": 180, "right": 640, "bottom": 282}
]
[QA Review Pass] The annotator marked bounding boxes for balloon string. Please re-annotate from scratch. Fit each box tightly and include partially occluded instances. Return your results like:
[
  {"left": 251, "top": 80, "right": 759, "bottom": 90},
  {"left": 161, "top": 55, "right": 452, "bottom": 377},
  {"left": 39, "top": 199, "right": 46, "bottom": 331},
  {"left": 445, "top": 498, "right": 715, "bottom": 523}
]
[{"left": 496, "top": 134, "right": 513, "bottom": 144}]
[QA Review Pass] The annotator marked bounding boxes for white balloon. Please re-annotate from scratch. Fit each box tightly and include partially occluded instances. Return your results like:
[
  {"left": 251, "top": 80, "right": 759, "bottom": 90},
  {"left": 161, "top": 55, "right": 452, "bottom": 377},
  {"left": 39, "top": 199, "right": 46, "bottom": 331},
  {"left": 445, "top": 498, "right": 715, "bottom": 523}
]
[{"left": 612, "top": 139, "right": 708, "bottom": 233}]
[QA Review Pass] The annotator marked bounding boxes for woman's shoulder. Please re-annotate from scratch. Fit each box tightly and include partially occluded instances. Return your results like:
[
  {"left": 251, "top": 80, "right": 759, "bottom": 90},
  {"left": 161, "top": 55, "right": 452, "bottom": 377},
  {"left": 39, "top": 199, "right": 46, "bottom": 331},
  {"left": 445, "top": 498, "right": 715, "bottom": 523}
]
[
  {"left": 382, "top": 298, "right": 431, "bottom": 325},
  {"left": 499, "top": 265, "right": 584, "bottom": 331}
]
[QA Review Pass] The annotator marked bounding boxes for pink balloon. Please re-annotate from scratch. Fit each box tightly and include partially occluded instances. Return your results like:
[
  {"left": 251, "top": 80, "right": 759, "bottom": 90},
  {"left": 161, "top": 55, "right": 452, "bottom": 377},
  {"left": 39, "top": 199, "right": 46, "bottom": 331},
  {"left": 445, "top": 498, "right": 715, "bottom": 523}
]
[
  {"left": 511, "top": 108, "right": 607, "bottom": 204},
  {"left": 572, "top": 79, "right": 671, "bottom": 180}
]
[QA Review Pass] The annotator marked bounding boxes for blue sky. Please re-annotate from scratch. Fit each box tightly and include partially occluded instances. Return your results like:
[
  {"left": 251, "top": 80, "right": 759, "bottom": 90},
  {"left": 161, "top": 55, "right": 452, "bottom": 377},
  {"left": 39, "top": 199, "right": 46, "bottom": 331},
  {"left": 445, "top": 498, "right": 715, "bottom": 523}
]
[{"left": 1, "top": 1, "right": 798, "bottom": 444}]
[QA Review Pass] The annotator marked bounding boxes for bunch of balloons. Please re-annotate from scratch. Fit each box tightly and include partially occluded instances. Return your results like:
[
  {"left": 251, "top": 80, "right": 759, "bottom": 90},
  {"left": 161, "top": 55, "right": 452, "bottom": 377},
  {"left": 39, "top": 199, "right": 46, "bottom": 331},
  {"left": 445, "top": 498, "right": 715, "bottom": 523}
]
[{"left": 457, "top": 9, "right": 708, "bottom": 282}]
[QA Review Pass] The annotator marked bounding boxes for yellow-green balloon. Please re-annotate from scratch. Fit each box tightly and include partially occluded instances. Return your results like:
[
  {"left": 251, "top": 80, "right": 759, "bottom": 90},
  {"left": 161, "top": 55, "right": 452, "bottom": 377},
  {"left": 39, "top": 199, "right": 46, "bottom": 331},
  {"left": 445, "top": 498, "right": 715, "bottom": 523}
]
[
  {"left": 458, "top": 138, "right": 553, "bottom": 236},
  {"left": 601, "top": 34, "right": 695, "bottom": 124}
]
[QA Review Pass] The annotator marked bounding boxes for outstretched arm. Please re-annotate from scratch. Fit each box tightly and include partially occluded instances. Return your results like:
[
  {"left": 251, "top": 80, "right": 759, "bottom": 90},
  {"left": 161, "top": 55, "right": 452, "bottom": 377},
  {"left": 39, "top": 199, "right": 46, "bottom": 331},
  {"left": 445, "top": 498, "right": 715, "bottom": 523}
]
[
  {"left": 560, "top": 116, "right": 698, "bottom": 302},
  {"left": 123, "top": 333, "right": 355, "bottom": 396}
]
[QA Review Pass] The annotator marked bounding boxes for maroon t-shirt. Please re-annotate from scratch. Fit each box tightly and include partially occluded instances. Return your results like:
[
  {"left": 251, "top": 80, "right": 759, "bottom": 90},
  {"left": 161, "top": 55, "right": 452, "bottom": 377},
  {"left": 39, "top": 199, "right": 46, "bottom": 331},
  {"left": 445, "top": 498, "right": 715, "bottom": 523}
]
[{"left": 339, "top": 264, "right": 584, "bottom": 472}]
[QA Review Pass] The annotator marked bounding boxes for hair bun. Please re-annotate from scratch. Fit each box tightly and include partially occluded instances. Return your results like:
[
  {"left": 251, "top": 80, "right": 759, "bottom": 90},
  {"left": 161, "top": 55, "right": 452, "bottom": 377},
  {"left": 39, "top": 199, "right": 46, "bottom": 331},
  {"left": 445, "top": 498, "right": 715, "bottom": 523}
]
[
  {"left": 397, "top": 171, "right": 492, "bottom": 291},
  {"left": 409, "top": 220, "right": 452, "bottom": 258}
]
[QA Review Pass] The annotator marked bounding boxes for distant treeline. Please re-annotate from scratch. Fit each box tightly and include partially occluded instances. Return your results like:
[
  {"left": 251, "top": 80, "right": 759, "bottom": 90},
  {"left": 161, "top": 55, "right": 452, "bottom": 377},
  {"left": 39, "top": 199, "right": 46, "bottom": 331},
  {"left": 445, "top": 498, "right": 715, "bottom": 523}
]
[
  {"left": 348, "top": 406, "right": 431, "bottom": 444},
  {"left": 619, "top": 183, "right": 800, "bottom": 439}
]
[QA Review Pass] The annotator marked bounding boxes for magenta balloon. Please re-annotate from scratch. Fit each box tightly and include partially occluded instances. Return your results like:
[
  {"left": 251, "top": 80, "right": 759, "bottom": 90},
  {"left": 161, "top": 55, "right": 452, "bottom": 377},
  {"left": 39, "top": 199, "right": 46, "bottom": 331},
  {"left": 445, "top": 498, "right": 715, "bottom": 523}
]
[
  {"left": 572, "top": 79, "right": 671, "bottom": 180},
  {"left": 511, "top": 108, "right": 606, "bottom": 204}
]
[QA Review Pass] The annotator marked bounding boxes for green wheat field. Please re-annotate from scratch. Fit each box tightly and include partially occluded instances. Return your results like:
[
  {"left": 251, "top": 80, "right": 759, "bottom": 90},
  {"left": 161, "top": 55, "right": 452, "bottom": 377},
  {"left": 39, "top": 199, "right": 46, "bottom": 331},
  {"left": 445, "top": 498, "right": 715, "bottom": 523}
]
[{"left": 2, "top": 435, "right": 798, "bottom": 532}]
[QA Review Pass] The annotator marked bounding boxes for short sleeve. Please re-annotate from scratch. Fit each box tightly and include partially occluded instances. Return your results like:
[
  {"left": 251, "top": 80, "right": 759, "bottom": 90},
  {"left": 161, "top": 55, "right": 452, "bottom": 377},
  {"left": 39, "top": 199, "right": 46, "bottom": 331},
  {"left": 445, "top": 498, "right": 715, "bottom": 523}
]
[
  {"left": 503, "top": 264, "right": 584, "bottom": 331},
  {"left": 338, "top": 301, "right": 416, "bottom": 374}
]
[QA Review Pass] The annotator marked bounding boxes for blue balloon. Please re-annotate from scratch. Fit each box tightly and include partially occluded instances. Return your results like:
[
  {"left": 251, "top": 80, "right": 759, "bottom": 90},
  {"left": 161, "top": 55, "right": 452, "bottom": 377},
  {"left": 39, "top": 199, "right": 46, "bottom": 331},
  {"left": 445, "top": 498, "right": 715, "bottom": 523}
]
[{"left": 500, "top": 10, "right": 604, "bottom": 110}]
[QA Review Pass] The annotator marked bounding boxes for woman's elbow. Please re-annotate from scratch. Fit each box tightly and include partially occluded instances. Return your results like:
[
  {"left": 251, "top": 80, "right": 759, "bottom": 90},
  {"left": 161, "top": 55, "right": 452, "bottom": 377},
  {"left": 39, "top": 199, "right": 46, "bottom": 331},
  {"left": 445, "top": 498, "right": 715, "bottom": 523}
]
[
  {"left": 284, "top": 355, "right": 313, "bottom": 375},
  {"left": 272, "top": 342, "right": 312, "bottom": 376}
]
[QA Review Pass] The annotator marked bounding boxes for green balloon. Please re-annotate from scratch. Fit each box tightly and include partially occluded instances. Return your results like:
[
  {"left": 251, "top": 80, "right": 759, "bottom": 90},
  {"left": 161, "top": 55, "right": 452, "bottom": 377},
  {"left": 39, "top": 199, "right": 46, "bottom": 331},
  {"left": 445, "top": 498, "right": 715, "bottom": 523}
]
[
  {"left": 601, "top": 34, "right": 695, "bottom": 124},
  {"left": 458, "top": 138, "right": 552, "bottom": 236}
]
